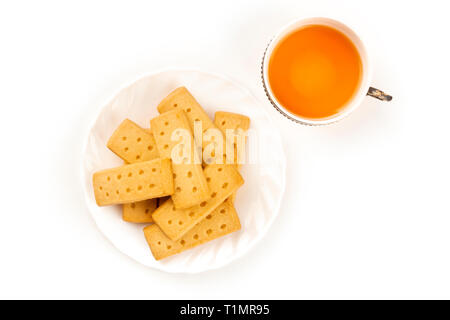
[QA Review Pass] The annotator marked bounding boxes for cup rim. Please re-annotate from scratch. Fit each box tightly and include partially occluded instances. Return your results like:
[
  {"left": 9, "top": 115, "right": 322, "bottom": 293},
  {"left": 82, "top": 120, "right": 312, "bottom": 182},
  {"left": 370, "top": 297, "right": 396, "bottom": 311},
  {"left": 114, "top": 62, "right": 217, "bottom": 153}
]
[{"left": 262, "top": 17, "right": 373, "bottom": 126}]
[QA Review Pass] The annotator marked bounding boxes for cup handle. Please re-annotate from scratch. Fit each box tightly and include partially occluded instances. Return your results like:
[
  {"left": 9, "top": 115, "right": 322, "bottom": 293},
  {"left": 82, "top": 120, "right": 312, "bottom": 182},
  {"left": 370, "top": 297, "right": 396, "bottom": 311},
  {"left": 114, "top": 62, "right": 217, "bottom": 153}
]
[{"left": 367, "top": 87, "right": 392, "bottom": 101}]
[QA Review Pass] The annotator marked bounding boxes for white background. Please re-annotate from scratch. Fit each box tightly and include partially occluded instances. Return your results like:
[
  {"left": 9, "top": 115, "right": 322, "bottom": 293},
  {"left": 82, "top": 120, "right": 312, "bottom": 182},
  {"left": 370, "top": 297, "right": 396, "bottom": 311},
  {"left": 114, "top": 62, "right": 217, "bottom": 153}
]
[{"left": 0, "top": 0, "right": 449, "bottom": 299}]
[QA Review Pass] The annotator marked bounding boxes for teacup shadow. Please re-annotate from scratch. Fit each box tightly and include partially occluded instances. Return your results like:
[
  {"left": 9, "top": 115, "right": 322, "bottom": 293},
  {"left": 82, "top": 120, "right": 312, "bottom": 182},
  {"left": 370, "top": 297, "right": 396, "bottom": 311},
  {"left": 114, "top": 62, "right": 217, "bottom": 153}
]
[{"left": 315, "top": 94, "right": 395, "bottom": 142}]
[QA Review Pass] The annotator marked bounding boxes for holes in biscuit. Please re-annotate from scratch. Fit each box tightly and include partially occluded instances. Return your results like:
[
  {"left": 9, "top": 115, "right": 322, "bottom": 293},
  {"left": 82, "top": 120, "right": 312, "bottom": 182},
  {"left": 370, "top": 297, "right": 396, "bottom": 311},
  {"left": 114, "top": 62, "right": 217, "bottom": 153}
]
[
  {"left": 124, "top": 147, "right": 129, "bottom": 152},
  {"left": 164, "top": 121, "right": 169, "bottom": 126},
  {"left": 211, "top": 192, "right": 216, "bottom": 198},
  {"left": 117, "top": 174, "right": 122, "bottom": 180},
  {"left": 206, "top": 177, "right": 211, "bottom": 183},
  {"left": 220, "top": 209, "right": 226, "bottom": 214},
  {"left": 107, "top": 176, "right": 111, "bottom": 181},
  {"left": 137, "top": 137, "right": 141, "bottom": 142},
  {"left": 128, "top": 172, "right": 132, "bottom": 177},
  {"left": 136, "top": 155, "right": 140, "bottom": 160},
  {"left": 189, "top": 211, "right": 195, "bottom": 217},
  {"left": 137, "top": 185, "right": 142, "bottom": 191},
  {"left": 99, "top": 186, "right": 103, "bottom": 190},
  {"left": 168, "top": 220, "right": 172, "bottom": 224},
  {"left": 218, "top": 167, "right": 223, "bottom": 172},
  {"left": 220, "top": 224, "right": 226, "bottom": 229},
  {"left": 145, "top": 208, "right": 149, "bottom": 214},
  {"left": 122, "top": 136, "right": 127, "bottom": 141},
  {"left": 126, "top": 188, "right": 131, "bottom": 193},
  {"left": 173, "top": 104, "right": 177, "bottom": 107},
  {"left": 206, "top": 229, "right": 212, "bottom": 235},
  {"left": 152, "top": 168, "right": 156, "bottom": 172},
  {"left": 186, "top": 108, "right": 191, "bottom": 112},
  {"left": 157, "top": 241, "right": 161, "bottom": 245},
  {"left": 116, "top": 190, "right": 119, "bottom": 195},
  {"left": 160, "top": 131, "right": 164, "bottom": 136},
  {"left": 180, "top": 240, "right": 186, "bottom": 246},
  {"left": 193, "top": 234, "right": 199, "bottom": 240},
  {"left": 221, "top": 121, "right": 226, "bottom": 126},
  {"left": 222, "top": 182, "right": 228, "bottom": 189},
  {"left": 195, "top": 118, "right": 200, "bottom": 122},
  {"left": 148, "top": 145, "right": 153, "bottom": 151},
  {"left": 131, "top": 203, "right": 136, "bottom": 209},
  {"left": 206, "top": 214, "right": 212, "bottom": 220},
  {"left": 200, "top": 201, "right": 207, "bottom": 207},
  {"left": 178, "top": 221, "right": 183, "bottom": 225},
  {"left": 173, "top": 173, "right": 176, "bottom": 179},
  {"left": 164, "top": 144, "right": 169, "bottom": 149},
  {"left": 176, "top": 187, "right": 181, "bottom": 192},
  {"left": 187, "top": 171, "right": 192, "bottom": 178},
  {"left": 167, "top": 245, "right": 172, "bottom": 250},
  {"left": 139, "top": 170, "right": 144, "bottom": 175},
  {"left": 105, "top": 192, "right": 109, "bottom": 197},
  {"left": 192, "top": 187, "right": 197, "bottom": 193},
  {"left": 149, "top": 183, "right": 155, "bottom": 188}
]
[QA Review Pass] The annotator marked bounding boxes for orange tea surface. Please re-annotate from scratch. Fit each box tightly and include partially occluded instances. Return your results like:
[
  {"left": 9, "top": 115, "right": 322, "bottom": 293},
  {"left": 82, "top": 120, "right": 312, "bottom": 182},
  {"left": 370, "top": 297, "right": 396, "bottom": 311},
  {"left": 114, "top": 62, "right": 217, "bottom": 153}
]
[{"left": 268, "top": 25, "right": 362, "bottom": 119}]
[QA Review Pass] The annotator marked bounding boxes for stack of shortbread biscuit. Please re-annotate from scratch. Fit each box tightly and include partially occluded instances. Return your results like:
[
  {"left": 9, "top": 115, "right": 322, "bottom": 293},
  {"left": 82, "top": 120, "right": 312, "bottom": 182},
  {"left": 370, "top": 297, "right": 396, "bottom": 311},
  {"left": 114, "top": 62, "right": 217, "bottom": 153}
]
[{"left": 92, "top": 87, "right": 250, "bottom": 260}]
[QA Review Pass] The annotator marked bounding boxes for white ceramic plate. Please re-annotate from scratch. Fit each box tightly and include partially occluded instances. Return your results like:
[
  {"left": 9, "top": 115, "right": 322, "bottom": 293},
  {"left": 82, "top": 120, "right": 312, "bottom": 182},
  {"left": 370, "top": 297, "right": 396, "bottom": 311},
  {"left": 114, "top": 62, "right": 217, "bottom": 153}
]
[{"left": 81, "top": 70, "right": 286, "bottom": 273}]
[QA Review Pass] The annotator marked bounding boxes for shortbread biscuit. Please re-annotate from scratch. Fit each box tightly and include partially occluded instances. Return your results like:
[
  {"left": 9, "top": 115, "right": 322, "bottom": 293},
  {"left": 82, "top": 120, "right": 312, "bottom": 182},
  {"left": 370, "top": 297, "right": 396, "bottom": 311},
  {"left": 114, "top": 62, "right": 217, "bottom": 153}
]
[
  {"left": 214, "top": 111, "right": 250, "bottom": 166},
  {"left": 151, "top": 109, "right": 209, "bottom": 209},
  {"left": 152, "top": 163, "right": 244, "bottom": 240},
  {"left": 214, "top": 111, "right": 250, "bottom": 202},
  {"left": 214, "top": 111, "right": 250, "bottom": 136},
  {"left": 93, "top": 158, "right": 174, "bottom": 206},
  {"left": 107, "top": 119, "right": 159, "bottom": 164},
  {"left": 110, "top": 124, "right": 159, "bottom": 221},
  {"left": 156, "top": 87, "right": 226, "bottom": 164},
  {"left": 123, "top": 199, "right": 157, "bottom": 223},
  {"left": 144, "top": 201, "right": 241, "bottom": 260},
  {"left": 157, "top": 87, "right": 215, "bottom": 131}
]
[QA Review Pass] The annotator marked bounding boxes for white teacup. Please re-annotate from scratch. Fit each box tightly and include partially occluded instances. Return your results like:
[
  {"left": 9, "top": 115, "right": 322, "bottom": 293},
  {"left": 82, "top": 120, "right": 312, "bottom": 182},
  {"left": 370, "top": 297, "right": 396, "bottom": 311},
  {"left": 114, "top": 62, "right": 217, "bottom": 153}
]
[{"left": 262, "top": 17, "right": 391, "bottom": 126}]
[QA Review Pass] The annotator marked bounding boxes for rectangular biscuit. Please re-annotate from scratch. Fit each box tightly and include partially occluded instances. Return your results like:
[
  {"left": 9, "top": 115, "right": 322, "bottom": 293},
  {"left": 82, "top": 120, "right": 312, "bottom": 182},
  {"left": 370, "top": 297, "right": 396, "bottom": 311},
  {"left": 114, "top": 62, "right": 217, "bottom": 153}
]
[
  {"left": 123, "top": 185, "right": 166, "bottom": 223},
  {"left": 93, "top": 158, "right": 174, "bottom": 206},
  {"left": 144, "top": 201, "right": 241, "bottom": 260},
  {"left": 151, "top": 109, "right": 209, "bottom": 209},
  {"left": 214, "top": 111, "right": 250, "bottom": 166},
  {"left": 123, "top": 199, "right": 157, "bottom": 223},
  {"left": 157, "top": 87, "right": 215, "bottom": 131},
  {"left": 214, "top": 111, "right": 250, "bottom": 134},
  {"left": 107, "top": 119, "right": 159, "bottom": 164},
  {"left": 152, "top": 163, "right": 244, "bottom": 240},
  {"left": 214, "top": 111, "right": 250, "bottom": 202},
  {"left": 110, "top": 124, "right": 159, "bottom": 221},
  {"left": 156, "top": 87, "right": 226, "bottom": 164}
]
